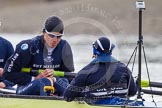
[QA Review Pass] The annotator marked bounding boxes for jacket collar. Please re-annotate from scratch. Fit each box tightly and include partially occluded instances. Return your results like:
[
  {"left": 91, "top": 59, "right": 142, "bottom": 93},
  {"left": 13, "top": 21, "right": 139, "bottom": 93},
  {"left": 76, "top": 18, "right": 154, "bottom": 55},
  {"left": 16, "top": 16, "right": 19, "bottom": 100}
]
[{"left": 91, "top": 55, "right": 118, "bottom": 63}]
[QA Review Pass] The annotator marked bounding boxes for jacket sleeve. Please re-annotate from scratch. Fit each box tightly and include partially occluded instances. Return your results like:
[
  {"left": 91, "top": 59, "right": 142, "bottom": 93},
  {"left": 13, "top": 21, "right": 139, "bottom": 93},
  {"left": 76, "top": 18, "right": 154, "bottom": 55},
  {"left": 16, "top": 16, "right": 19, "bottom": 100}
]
[
  {"left": 117, "top": 62, "right": 137, "bottom": 96},
  {"left": 127, "top": 72, "right": 137, "bottom": 96},
  {"left": 64, "top": 74, "right": 87, "bottom": 102},
  {"left": 64, "top": 64, "right": 92, "bottom": 102},
  {"left": 61, "top": 41, "right": 74, "bottom": 72},
  {"left": 3, "top": 41, "right": 32, "bottom": 85},
  {"left": 2, "top": 79, "right": 14, "bottom": 87},
  {"left": 6, "top": 40, "right": 14, "bottom": 59},
  {"left": 123, "top": 64, "right": 137, "bottom": 96}
]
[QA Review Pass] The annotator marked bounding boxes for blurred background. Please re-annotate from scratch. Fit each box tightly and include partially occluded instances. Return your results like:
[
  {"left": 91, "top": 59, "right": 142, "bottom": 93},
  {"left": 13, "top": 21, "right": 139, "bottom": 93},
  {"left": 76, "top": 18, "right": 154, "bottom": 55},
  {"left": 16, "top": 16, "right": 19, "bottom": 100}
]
[
  {"left": 0, "top": 0, "right": 162, "bottom": 80},
  {"left": 0, "top": 0, "right": 161, "bottom": 35}
]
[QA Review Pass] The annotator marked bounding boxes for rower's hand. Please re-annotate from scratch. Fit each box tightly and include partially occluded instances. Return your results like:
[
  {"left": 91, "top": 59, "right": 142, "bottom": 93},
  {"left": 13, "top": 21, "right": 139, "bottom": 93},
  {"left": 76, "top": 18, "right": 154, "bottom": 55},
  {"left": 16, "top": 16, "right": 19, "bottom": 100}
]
[
  {"left": 0, "top": 68, "right": 3, "bottom": 77},
  {"left": 35, "top": 69, "right": 54, "bottom": 80},
  {"left": 0, "top": 82, "right": 6, "bottom": 88},
  {"left": 42, "top": 69, "right": 54, "bottom": 77}
]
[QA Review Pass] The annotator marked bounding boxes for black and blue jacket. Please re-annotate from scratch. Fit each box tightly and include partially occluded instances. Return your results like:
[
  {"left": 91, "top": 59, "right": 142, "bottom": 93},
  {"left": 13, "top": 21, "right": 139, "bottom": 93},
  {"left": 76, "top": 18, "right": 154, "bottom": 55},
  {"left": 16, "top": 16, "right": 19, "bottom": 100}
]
[
  {"left": 64, "top": 54, "right": 137, "bottom": 101},
  {"left": 0, "top": 36, "right": 14, "bottom": 87},
  {"left": 3, "top": 35, "right": 74, "bottom": 85}
]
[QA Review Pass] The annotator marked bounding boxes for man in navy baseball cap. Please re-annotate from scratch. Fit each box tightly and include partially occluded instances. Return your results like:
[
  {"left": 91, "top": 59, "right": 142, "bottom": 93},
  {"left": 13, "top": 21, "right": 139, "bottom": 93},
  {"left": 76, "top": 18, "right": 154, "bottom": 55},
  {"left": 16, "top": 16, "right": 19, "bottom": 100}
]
[
  {"left": 64, "top": 37, "right": 137, "bottom": 105},
  {"left": 3, "top": 15, "right": 74, "bottom": 96}
]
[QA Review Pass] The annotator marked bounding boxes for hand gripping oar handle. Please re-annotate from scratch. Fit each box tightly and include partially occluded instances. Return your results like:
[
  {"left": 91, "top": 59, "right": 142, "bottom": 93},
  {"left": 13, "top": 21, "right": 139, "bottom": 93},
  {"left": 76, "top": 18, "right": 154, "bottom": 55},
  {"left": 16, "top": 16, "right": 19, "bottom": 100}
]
[{"left": 21, "top": 68, "right": 76, "bottom": 77}]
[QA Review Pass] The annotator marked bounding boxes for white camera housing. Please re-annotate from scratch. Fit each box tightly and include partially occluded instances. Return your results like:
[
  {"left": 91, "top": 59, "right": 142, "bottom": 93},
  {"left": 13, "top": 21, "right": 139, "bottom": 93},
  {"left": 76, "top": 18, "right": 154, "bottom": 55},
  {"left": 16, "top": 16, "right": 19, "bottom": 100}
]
[{"left": 136, "top": 1, "right": 145, "bottom": 9}]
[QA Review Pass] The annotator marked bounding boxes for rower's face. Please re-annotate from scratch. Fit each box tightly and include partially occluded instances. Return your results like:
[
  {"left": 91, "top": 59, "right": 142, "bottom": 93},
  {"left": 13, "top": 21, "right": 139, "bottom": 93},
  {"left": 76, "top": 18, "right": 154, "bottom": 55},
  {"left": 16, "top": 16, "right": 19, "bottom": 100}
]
[{"left": 44, "top": 32, "right": 62, "bottom": 48}]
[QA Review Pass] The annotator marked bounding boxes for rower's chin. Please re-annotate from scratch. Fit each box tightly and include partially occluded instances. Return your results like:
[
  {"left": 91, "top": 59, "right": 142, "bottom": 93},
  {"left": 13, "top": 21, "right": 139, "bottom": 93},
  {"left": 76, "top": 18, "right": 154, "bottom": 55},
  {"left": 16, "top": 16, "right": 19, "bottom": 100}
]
[{"left": 49, "top": 43, "right": 57, "bottom": 48}]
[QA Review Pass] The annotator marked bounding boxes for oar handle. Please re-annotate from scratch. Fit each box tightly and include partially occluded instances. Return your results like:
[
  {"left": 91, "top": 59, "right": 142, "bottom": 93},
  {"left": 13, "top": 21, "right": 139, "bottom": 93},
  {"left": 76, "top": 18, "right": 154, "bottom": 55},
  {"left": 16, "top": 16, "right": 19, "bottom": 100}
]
[
  {"left": 141, "top": 80, "right": 162, "bottom": 88},
  {"left": 21, "top": 68, "right": 76, "bottom": 77},
  {"left": 141, "top": 80, "right": 150, "bottom": 87}
]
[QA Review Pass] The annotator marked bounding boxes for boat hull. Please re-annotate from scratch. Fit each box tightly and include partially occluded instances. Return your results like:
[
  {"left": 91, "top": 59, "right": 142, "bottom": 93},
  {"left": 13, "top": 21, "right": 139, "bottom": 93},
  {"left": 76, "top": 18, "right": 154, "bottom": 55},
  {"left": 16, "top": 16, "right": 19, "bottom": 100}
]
[
  {"left": 0, "top": 96, "right": 118, "bottom": 108},
  {"left": 0, "top": 94, "right": 157, "bottom": 108}
]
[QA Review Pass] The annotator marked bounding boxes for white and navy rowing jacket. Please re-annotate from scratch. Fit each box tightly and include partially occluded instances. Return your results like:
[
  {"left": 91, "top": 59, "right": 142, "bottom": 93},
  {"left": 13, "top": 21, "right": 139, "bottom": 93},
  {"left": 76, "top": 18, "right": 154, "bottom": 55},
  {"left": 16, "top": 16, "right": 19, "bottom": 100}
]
[
  {"left": 64, "top": 55, "right": 137, "bottom": 102},
  {"left": 3, "top": 35, "right": 74, "bottom": 85}
]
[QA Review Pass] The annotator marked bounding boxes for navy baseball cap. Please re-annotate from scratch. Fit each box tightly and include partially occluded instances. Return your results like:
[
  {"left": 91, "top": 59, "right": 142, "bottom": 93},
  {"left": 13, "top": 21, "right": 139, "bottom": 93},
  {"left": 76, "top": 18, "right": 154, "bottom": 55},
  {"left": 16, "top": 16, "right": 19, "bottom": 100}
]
[
  {"left": 44, "top": 16, "right": 64, "bottom": 34},
  {"left": 93, "top": 37, "right": 111, "bottom": 53}
]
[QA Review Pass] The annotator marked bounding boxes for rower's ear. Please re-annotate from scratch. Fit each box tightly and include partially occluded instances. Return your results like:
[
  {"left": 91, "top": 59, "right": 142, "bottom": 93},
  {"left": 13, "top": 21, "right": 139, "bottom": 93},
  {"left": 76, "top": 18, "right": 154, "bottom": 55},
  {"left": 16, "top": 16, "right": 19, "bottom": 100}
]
[{"left": 43, "top": 28, "right": 46, "bottom": 33}]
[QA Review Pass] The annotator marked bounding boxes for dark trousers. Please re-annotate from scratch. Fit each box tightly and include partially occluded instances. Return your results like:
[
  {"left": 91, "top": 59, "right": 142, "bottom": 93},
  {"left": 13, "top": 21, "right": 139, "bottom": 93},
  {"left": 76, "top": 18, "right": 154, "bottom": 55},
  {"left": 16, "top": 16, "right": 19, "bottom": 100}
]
[
  {"left": 16, "top": 78, "right": 51, "bottom": 96},
  {"left": 16, "top": 78, "right": 69, "bottom": 96}
]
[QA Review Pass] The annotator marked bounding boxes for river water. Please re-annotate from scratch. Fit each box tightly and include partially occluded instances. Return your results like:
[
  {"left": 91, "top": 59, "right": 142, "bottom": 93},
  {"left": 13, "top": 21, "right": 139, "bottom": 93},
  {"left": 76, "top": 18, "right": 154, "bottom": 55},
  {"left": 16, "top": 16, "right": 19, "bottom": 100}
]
[{"left": 2, "top": 33, "right": 162, "bottom": 106}]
